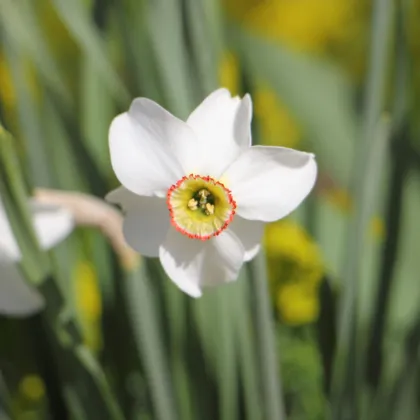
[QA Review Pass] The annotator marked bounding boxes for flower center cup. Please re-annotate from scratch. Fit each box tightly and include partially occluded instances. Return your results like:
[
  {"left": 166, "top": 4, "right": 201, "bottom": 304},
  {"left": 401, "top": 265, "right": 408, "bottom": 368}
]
[{"left": 167, "top": 175, "right": 236, "bottom": 240}]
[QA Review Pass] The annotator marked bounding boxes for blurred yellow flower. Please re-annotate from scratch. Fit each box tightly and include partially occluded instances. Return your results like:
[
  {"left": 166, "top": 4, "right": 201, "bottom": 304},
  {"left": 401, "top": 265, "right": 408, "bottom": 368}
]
[
  {"left": 0, "top": 55, "right": 15, "bottom": 112},
  {"left": 74, "top": 261, "right": 102, "bottom": 351},
  {"left": 19, "top": 375, "right": 45, "bottom": 402},
  {"left": 219, "top": 51, "right": 240, "bottom": 96},
  {"left": 225, "top": 0, "right": 369, "bottom": 80},
  {"left": 265, "top": 220, "right": 323, "bottom": 325},
  {"left": 277, "top": 283, "right": 319, "bottom": 325},
  {"left": 254, "top": 85, "right": 301, "bottom": 148},
  {"left": 266, "top": 220, "right": 323, "bottom": 278},
  {"left": 226, "top": 0, "right": 353, "bottom": 54}
]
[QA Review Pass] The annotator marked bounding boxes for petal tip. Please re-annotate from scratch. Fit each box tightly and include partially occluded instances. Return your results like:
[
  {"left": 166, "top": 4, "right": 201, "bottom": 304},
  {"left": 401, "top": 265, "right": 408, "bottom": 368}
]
[
  {"left": 178, "top": 283, "right": 202, "bottom": 298},
  {"left": 242, "top": 93, "right": 252, "bottom": 102}
]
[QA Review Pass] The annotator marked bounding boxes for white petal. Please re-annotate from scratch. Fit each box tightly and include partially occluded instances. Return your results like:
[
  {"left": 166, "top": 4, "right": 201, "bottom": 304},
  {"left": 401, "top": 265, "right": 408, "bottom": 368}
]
[
  {"left": 228, "top": 216, "right": 265, "bottom": 261},
  {"left": 159, "top": 228, "right": 245, "bottom": 297},
  {"left": 109, "top": 98, "right": 190, "bottom": 197},
  {"left": 0, "top": 204, "right": 20, "bottom": 261},
  {"left": 32, "top": 205, "right": 74, "bottom": 250},
  {"left": 185, "top": 89, "right": 252, "bottom": 177},
  {"left": 201, "top": 229, "right": 245, "bottom": 287},
  {"left": 223, "top": 146, "right": 317, "bottom": 222},
  {"left": 0, "top": 200, "right": 73, "bottom": 260},
  {"left": 0, "top": 250, "right": 44, "bottom": 316},
  {"left": 107, "top": 186, "right": 169, "bottom": 257}
]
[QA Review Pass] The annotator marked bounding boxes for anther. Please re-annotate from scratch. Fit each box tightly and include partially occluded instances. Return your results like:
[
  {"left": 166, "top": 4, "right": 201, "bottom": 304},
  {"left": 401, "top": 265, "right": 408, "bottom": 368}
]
[
  {"left": 188, "top": 198, "right": 198, "bottom": 211},
  {"left": 205, "top": 203, "right": 215, "bottom": 215}
]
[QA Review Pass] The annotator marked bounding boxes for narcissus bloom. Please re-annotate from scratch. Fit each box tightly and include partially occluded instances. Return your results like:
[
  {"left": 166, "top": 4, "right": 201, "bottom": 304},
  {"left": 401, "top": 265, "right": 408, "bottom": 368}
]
[
  {"left": 107, "top": 89, "right": 317, "bottom": 297},
  {"left": 0, "top": 199, "right": 73, "bottom": 316}
]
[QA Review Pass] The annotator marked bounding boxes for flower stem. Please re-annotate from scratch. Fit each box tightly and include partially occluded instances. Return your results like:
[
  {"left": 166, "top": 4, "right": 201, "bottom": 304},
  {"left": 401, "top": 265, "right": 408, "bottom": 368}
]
[
  {"left": 331, "top": 0, "right": 393, "bottom": 417},
  {"left": 248, "top": 252, "right": 285, "bottom": 420},
  {"left": 365, "top": 0, "right": 410, "bottom": 390},
  {"left": 123, "top": 264, "right": 177, "bottom": 420},
  {"left": 235, "top": 270, "right": 263, "bottom": 420}
]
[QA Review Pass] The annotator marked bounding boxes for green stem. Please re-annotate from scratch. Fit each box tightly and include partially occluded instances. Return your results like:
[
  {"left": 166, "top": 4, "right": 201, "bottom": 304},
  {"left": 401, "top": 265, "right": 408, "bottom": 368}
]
[
  {"left": 365, "top": 0, "right": 410, "bottom": 389},
  {"left": 331, "top": 0, "right": 393, "bottom": 417},
  {"left": 0, "top": 372, "right": 13, "bottom": 420},
  {"left": 123, "top": 265, "right": 177, "bottom": 420},
  {"left": 248, "top": 252, "right": 285, "bottom": 420},
  {"left": 235, "top": 271, "right": 263, "bottom": 420}
]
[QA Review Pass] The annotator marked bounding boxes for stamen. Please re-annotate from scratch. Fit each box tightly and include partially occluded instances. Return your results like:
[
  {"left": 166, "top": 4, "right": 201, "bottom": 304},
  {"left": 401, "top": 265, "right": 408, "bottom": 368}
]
[
  {"left": 189, "top": 188, "right": 215, "bottom": 216},
  {"left": 188, "top": 198, "right": 198, "bottom": 211},
  {"left": 167, "top": 174, "right": 236, "bottom": 240},
  {"left": 205, "top": 203, "right": 214, "bottom": 215}
]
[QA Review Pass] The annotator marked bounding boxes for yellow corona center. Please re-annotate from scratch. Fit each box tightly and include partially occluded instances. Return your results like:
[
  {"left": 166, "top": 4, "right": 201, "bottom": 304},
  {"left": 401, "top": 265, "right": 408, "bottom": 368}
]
[{"left": 167, "top": 175, "right": 236, "bottom": 240}]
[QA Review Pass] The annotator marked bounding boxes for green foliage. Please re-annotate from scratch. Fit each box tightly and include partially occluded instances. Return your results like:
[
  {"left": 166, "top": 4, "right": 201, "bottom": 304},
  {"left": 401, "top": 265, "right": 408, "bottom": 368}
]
[{"left": 1, "top": 0, "right": 420, "bottom": 419}]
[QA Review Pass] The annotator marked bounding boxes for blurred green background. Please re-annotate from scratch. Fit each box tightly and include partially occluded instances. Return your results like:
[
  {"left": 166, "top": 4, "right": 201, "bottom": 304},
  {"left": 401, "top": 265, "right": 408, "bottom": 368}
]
[{"left": 1, "top": 0, "right": 419, "bottom": 419}]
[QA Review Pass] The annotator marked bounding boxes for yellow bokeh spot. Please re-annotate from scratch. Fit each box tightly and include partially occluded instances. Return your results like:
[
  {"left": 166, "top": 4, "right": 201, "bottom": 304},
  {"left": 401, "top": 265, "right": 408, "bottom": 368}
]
[
  {"left": 265, "top": 220, "right": 323, "bottom": 273},
  {"left": 324, "top": 188, "right": 353, "bottom": 213},
  {"left": 75, "top": 262, "right": 102, "bottom": 322},
  {"left": 265, "top": 220, "right": 323, "bottom": 325},
  {"left": 219, "top": 51, "right": 240, "bottom": 96},
  {"left": 254, "top": 85, "right": 301, "bottom": 148},
  {"left": 224, "top": 0, "right": 370, "bottom": 81},
  {"left": 225, "top": 0, "right": 360, "bottom": 54},
  {"left": 277, "top": 283, "right": 320, "bottom": 326},
  {"left": 74, "top": 261, "right": 102, "bottom": 351},
  {"left": 0, "top": 54, "right": 15, "bottom": 111},
  {"left": 19, "top": 375, "right": 45, "bottom": 402},
  {"left": 369, "top": 216, "right": 385, "bottom": 241}
]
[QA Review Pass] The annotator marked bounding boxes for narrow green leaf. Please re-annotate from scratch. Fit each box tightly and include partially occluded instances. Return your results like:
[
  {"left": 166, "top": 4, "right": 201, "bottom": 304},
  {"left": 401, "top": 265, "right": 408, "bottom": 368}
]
[
  {"left": 248, "top": 252, "right": 286, "bottom": 420},
  {"left": 0, "top": 125, "right": 50, "bottom": 284},
  {"left": 144, "top": 0, "right": 195, "bottom": 117},
  {"left": 0, "top": 373, "right": 12, "bottom": 420},
  {"left": 365, "top": 0, "right": 411, "bottom": 394},
  {"left": 0, "top": 0, "right": 70, "bottom": 105},
  {"left": 235, "top": 270, "right": 262, "bottom": 420},
  {"left": 331, "top": 116, "right": 391, "bottom": 418},
  {"left": 74, "top": 346, "right": 126, "bottom": 420},
  {"left": 233, "top": 28, "right": 357, "bottom": 188},
  {"left": 114, "top": 0, "right": 163, "bottom": 101},
  {"left": 331, "top": 0, "right": 393, "bottom": 414},
  {"left": 215, "top": 288, "right": 239, "bottom": 420},
  {"left": 51, "top": 0, "right": 129, "bottom": 106},
  {"left": 123, "top": 265, "right": 177, "bottom": 420},
  {"left": 184, "top": 0, "right": 219, "bottom": 95},
  {"left": 80, "top": 56, "right": 114, "bottom": 178},
  {"left": 159, "top": 270, "right": 193, "bottom": 420},
  {"left": 2, "top": 41, "right": 52, "bottom": 187},
  {"left": 41, "top": 95, "right": 87, "bottom": 191},
  {"left": 62, "top": 386, "right": 89, "bottom": 420}
]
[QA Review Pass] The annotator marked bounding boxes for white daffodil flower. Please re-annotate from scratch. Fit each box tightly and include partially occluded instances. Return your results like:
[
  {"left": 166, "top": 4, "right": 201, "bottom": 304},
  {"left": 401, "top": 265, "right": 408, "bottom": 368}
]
[
  {"left": 107, "top": 88, "right": 317, "bottom": 297},
  {"left": 0, "top": 200, "right": 73, "bottom": 316}
]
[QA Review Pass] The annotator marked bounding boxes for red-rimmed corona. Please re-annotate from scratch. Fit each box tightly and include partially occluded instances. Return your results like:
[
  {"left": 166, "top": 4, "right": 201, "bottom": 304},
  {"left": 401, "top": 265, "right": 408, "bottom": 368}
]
[{"left": 167, "top": 174, "right": 236, "bottom": 240}]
